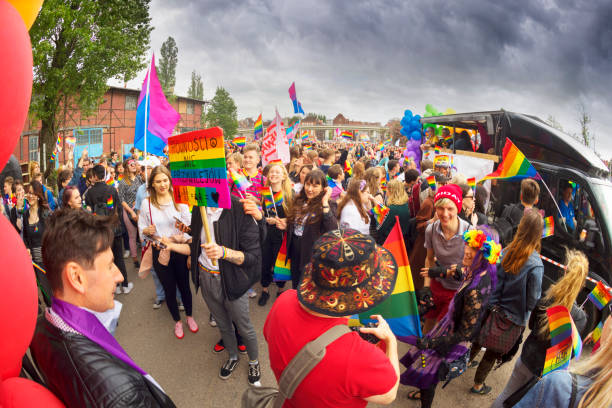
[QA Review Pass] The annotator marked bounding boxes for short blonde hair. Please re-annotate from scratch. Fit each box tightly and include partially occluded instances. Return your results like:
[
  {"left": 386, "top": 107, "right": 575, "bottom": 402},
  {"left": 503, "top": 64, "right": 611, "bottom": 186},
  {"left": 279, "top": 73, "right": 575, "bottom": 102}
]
[
  {"left": 243, "top": 144, "right": 260, "bottom": 155},
  {"left": 227, "top": 152, "right": 243, "bottom": 167},
  {"left": 434, "top": 197, "right": 455, "bottom": 209},
  {"left": 387, "top": 179, "right": 408, "bottom": 205}
]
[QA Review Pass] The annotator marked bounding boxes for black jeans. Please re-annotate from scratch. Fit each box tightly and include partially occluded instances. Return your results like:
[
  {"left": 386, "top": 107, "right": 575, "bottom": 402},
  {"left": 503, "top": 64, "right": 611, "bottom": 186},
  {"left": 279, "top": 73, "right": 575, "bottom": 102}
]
[
  {"left": 111, "top": 235, "right": 129, "bottom": 286},
  {"left": 289, "top": 235, "right": 304, "bottom": 289},
  {"left": 471, "top": 343, "right": 502, "bottom": 384},
  {"left": 152, "top": 248, "right": 192, "bottom": 322},
  {"left": 420, "top": 383, "right": 437, "bottom": 408}
]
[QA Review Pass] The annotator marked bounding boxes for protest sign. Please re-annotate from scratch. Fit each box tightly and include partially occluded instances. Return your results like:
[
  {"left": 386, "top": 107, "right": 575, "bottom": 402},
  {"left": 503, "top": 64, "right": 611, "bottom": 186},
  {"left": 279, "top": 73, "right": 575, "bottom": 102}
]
[{"left": 168, "top": 127, "right": 231, "bottom": 209}]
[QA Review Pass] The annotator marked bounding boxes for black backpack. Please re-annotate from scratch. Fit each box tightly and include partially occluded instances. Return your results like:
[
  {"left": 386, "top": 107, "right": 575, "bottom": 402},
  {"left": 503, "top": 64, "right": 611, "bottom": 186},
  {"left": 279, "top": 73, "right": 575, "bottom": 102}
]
[
  {"left": 92, "top": 189, "right": 122, "bottom": 236},
  {"left": 492, "top": 203, "right": 525, "bottom": 246}
]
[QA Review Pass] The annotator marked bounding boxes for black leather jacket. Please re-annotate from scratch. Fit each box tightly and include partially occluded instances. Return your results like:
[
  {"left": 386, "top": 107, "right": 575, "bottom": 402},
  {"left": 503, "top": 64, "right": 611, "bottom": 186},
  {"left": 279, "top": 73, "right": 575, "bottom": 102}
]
[{"left": 31, "top": 316, "right": 176, "bottom": 408}]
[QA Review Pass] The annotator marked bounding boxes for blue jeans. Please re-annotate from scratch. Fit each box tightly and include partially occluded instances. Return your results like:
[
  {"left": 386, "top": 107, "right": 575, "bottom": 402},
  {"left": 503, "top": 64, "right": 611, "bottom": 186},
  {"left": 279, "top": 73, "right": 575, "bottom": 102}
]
[{"left": 151, "top": 268, "right": 182, "bottom": 303}]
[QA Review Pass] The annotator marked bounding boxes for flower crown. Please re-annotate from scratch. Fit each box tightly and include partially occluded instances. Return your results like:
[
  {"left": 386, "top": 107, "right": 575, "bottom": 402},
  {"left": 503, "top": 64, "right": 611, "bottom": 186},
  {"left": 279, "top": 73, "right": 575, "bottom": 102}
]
[{"left": 463, "top": 230, "right": 501, "bottom": 264}]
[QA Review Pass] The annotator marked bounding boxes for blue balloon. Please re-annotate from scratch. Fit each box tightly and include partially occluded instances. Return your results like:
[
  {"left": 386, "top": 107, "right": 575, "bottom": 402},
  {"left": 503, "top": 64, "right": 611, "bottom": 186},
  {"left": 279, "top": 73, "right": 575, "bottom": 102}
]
[
  {"left": 411, "top": 118, "right": 420, "bottom": 129},
  {"left": 400, "top": 128, "right": 408, "bottom": 136},
  {"left": 413, "top": 114, "right": 421, "bottom": 121},
  {"left": 400, "top": 117, "right": 409, "bottom": 127},
  {"left": 410, "top": 130, "right": 421, "bottom": 141},
  {"left": 404, "top": 110, "right": 413, "bottom": 118}
]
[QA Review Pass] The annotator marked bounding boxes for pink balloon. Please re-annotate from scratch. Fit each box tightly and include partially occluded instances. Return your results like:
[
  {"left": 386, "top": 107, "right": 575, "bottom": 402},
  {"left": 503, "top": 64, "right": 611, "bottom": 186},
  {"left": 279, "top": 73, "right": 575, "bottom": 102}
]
[
  {"left": 0, "top": 215, "right": 38, "bottom": 380},
  {"left": 0, "top": 377, "right": 65, "bottom": 407},
  {"left": 0, "top": 0, "right": 33, "bottom": 170}
]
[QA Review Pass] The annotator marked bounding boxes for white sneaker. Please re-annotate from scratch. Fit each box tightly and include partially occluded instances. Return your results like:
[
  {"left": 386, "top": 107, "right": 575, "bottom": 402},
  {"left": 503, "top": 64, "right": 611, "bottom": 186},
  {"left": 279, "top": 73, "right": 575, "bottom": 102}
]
[
  {"left": 247, "top": 288, "right": 257, "bottom": 298},
  {"left": 123, "top": 250, "right": 130, "bottom": 258},
  {"left": 122, "top": 282, "right": 134, "bottom": 294},
  {"left": 115, "top": 286, "right": 122, "bottom": 295}
]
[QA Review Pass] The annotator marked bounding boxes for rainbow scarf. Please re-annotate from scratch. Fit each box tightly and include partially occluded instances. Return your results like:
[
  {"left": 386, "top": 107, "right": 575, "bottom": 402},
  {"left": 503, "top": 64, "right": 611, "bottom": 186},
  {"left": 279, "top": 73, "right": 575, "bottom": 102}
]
[
  {"left": 106, "top": 195, "right": 114, "bottom": 210},
  {"left": 426, "top": 175, "right": 436, "bottom": 191},
  {"left": 588, "top": 281, "right": 612, "bottom": 310},
  {"left": 542, "top": 216, "right": 555, "bottom": 238},
  {"left": 273, "top": 232, "right": 291, "bottom": 281},
  {"left": 481, "top": 138, "right": 540, "bottom": 182},
  {"left": 371, "top": 203, "right": 390, "bottom": 227},
  {"left": 542, "top": 305, "right": 580, "bottom": 376},
  {"left": 354, "top": 217, "right": 421, "bottom": 339}
]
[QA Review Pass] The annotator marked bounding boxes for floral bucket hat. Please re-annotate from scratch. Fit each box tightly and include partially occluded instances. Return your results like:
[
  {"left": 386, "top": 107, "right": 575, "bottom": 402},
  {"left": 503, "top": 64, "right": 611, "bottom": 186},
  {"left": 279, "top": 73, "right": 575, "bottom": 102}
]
[{"left": 298, "top": 229, "right": 398, "bottom": 317}]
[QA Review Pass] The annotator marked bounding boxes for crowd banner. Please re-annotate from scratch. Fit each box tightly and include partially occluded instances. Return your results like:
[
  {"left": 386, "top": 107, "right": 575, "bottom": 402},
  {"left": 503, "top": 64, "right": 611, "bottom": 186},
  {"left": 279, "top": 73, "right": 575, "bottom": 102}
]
[{"left": 168, "top": 127, "right": 231, "bottom": 265}]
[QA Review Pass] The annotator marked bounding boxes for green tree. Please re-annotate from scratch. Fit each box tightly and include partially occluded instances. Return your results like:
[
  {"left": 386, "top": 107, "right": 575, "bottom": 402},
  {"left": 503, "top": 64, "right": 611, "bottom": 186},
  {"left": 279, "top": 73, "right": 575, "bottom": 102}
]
[
  {"left": 187, "top": 70, "right": 204, "bottom": 100},
  {"left": 30, "top": 0, "right": 152, "bottom": 169},
  {"left": 205, "top": 87, "right": 238, "bottom": 138},
  {"left": 158, "top": 36, "right": 178, "bottom": 97}
]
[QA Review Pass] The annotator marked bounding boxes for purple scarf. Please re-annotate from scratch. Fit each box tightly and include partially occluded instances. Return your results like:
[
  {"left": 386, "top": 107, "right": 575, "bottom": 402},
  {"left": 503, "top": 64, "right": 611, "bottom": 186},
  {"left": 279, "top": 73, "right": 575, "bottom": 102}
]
[{"left": 51, "top": 297, "right": 147, "bottom": 376}]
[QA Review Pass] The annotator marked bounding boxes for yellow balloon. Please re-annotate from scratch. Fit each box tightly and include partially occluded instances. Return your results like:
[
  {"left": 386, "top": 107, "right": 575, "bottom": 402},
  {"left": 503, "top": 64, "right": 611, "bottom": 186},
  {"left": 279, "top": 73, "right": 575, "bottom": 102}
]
[{"left": 6, "top": 0, "right": 44, "bottom": 30}]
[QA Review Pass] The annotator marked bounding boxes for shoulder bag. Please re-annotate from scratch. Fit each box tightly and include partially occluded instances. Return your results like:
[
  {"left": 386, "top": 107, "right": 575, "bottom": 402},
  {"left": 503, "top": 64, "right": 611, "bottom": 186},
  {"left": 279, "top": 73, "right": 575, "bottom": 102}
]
[{"left": 241, "top": 325, "right": 350, "bottom": 408}]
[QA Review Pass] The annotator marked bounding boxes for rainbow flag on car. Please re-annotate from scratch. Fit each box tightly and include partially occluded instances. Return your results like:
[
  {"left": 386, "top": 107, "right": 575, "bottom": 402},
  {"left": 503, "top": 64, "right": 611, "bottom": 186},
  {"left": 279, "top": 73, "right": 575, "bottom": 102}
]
[
  {"left": 371, "top": 203, "right": 390, "bottom": 227},
  {"left": 357, "top": 217, "right": 422, "bottom": 339},
  {"left": 273, "top": 232, "right": 291, "bottom": 281},
  {"left": 587, "top": 281, "right": 612, "bottom": 310},
  {"left": 542, "top": 305, "right": 576, "bottom": 376},
  {"left": 254, "top": 114, "right": 263, "bottom": 139},
  {"left": 480, "top": 138, "right": 540, "bottom": 182},
  {"left": 233, "top": 136, "right": 246, "bottom": 147},
  {"left": 542, "top": 216, "right": 555, "bottom": 238}
]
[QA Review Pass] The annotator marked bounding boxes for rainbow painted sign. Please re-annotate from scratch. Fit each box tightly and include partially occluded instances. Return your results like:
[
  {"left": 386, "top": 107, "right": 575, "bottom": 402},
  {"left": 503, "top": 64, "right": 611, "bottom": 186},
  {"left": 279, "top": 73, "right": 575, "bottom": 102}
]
[{"left": 168, "top": 127, "right": 231, "bottom": 208}]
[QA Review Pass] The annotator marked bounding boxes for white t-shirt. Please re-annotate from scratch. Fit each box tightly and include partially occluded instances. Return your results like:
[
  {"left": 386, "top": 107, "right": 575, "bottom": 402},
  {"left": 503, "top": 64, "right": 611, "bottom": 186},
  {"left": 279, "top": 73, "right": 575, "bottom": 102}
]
[
  {"left": 198, "top": 207, "right": 224, "bottom": 271},
  {"left": 339, "top": 200, "right": 370, "bottom": 235},
  {"left": 137, "top": 198, "right": 191, "bottom": 241}
]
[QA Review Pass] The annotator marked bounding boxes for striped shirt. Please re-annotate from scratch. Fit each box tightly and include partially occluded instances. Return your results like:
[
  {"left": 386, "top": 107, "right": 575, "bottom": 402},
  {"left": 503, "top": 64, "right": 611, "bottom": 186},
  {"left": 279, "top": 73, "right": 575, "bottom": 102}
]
[{"left": 231, "top": 168, "right": 263, "bottom": 201}]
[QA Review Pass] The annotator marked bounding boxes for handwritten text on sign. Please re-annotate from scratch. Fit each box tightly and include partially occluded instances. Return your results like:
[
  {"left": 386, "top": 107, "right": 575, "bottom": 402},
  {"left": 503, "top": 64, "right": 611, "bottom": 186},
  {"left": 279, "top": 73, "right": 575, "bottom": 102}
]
[{"left": 168, "top": 127, "right": 231, "bottom": 209}]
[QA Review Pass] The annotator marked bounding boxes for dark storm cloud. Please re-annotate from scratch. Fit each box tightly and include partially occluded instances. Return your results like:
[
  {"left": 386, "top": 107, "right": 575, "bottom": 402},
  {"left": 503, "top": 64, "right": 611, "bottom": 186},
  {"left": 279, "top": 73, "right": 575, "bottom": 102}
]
[{"left": 142, "top": 0, "right": 612, "bottom": 153}]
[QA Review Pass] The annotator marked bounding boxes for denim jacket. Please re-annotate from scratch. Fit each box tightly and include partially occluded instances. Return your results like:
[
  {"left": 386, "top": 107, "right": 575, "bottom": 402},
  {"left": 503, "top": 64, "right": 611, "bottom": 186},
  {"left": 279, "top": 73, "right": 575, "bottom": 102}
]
[
  {"left": 489, "top": 251, "right": 543, "bottom": 326},
  {"left": 515, "top": 371, "right": 599, "bottom": 408}
]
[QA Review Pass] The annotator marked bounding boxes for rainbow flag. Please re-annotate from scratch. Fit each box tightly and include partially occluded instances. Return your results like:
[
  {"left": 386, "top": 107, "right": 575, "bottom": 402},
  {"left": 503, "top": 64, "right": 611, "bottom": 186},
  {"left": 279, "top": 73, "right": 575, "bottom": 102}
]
[
  {"left": 442, "top": 131, "right": 453, "bottom": 141},
  {"left": 273, "top": 232, "right": 291, "bottom": 281},
  {"left": 326, "top": 175, "right": 337, "bottom": 189},
  {"left": 233, "top": 136, "right": 246, "bottom": 147},
  {"left": 378, "top": 142, "right": 385, "bottom": 151},
  {"left": 426, "top": 175, "right": 436, "bottom": 191},
  {"left": 341, "top": 131, "right": 353, "bottom": 140},
  {"left": 467, "top": 177, "right": 476, "bottom": 191},
  {"left": 592, "top": 320, "right": 603, "bottom": 352},
  {"left": 229, "top": 169, "right": 252, "bottom": 193},
  {"left": 344, "top": 160, "right": 352, "bottom": 176},
  {"left": 571, "top": 320, "right": 582, "bottom": 359},
  {"left": 359, "top": 217, "right": 421, "bottom": 339},
  {"left": 117, "top": 174, "right": 124, "bottom": 182},
  {"left": 587, "top": 281, "right": 612, "bottom": 310},
  {"left": 480, "top": 138, "right": 540, "bottom": 182},
  {"left": 542, "top": 216, "right": 555, "bottom": 238},
  {"left": 261, "top": 187, "right": 283, "bottom": 209},
  {"left": 254, "top": 113, "right": 263, "bottom": 139},
  {"left": 371, "top": 203, "right": 390, "bottom": 227},
  {"left": 434, "top": 146, "right": 441, "bottom": 154},
  {"left": 106, "top": 195, "right": 114, "bottom": 210},
  {"left": 303, "top": 144, "right": 312, "bottom": 151},
  {"left": 106, "top": 178, "right": 118, "bottom": 189},
  {"left": 542, "top": 305, "right": 573, "bottom": 376},
  {"left": 300, "top": 130, "right": 309, "bottom": 140},
  {"left": 380, "top": 178, "right": 387, "bottom": 192}
]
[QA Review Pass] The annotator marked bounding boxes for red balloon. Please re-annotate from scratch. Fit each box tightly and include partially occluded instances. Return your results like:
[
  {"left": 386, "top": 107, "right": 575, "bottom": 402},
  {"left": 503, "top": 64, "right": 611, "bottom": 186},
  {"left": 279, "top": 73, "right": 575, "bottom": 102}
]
[
  {"left": 0, "top": 216, "right": 38, "bottom": 380},
  {"left": 0, "top": 377, "right": 65, "bottom": 407},
  {"left": 0, "top": 0, "right": 33, "bottom": 170}
]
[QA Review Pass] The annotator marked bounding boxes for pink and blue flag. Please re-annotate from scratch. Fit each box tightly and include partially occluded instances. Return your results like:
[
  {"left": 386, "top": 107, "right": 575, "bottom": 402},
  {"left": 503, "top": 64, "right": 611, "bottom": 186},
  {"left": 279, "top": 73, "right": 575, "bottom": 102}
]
[
  {"left": 288, "top": 82, "right": 305, "bottom": 115},
  {"left": 134, "top": 54, "right": 180, "bottom": 156}
]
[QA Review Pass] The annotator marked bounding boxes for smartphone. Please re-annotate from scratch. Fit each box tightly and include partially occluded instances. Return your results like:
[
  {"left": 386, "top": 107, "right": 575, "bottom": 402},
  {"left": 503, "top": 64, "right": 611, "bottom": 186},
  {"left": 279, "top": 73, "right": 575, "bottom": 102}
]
[{"left": 173, "top": 216, "right": 190, "bottom": 231}]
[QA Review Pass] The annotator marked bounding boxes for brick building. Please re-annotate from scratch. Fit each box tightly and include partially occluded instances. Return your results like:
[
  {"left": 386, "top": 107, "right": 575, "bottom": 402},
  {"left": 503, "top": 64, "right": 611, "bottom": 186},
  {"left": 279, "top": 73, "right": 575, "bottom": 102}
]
[{"left": 16, "top": 86, "right": 206, "bottom": 165}]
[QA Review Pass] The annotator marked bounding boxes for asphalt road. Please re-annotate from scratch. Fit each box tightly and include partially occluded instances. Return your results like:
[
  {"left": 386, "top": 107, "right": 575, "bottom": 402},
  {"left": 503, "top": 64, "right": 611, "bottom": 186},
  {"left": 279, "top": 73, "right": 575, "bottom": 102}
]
[{"left": 115, "top": 262, "right": 517, "bottom": 408}]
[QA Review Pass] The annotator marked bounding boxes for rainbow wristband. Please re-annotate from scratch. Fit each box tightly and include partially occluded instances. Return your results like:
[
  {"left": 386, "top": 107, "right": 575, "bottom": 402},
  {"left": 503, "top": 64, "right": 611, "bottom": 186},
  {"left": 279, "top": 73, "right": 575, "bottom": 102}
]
[{"left": 221, "top": 246, "right": 226, "bottom": 260}]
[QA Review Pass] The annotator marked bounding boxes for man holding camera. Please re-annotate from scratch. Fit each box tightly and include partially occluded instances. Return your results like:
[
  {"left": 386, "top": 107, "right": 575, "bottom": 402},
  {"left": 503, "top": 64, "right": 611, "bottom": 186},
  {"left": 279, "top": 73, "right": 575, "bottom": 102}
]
[{"left": 264, "top": 229, "right": 400, "bottom": 407}]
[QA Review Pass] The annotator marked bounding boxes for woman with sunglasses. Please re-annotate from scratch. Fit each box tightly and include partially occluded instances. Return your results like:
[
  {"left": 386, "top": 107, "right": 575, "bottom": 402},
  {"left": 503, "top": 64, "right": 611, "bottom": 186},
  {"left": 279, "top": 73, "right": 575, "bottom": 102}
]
[
  {"left": 459, "top": 183, "right": 486, "bottom": 227},
  {"left": 118, "top": 158, "right": 143, "bottom": 268}
]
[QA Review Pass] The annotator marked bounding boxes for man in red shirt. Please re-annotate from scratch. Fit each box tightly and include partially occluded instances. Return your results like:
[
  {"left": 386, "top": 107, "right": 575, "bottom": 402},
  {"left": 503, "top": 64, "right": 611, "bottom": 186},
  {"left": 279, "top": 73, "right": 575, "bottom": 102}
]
[{"left": 264, "top": 229, "right": 400, "bottom": 407}]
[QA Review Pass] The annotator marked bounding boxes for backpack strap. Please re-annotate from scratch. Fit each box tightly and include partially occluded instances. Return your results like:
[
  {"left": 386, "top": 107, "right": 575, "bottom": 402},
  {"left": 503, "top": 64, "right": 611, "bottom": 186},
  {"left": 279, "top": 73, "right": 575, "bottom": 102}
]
[
  {"left": 568, "top": 373, "right": 578, "bottom": 408},
  {"left": 275, "top": 324, "right": 351, "bottom": 407}
]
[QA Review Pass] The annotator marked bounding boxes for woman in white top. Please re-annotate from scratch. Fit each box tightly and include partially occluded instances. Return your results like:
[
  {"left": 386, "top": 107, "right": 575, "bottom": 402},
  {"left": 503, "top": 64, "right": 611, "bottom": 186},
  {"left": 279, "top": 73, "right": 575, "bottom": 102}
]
[
  {"left": 337, "top": 178, "right": 372, "bottom": 235},
  {"left": 138, "top": 166, "right": 197, "bottom": 339}
]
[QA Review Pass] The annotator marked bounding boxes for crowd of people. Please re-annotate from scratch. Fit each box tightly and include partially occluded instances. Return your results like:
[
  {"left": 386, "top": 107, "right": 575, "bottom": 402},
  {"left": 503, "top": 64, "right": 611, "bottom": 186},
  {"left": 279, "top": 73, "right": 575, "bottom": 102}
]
[{"left": 5, "top": 137, "right": 611, "bottom": 408}]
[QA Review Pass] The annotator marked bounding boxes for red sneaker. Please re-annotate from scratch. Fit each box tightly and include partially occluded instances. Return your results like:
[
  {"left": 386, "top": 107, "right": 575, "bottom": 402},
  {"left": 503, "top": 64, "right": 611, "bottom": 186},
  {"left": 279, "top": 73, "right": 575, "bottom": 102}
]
[
  {"left": 174, "top": 322, "right": 184, "bottom": 339},
  {"left": 238, "top": 344, "right": 247, "bottom": 354},
  {"left": 213, "top": 341, "right": 225, "bottom": 353},
  {"left": 186, "top": 316, "right": 199, "bottom": 333}
]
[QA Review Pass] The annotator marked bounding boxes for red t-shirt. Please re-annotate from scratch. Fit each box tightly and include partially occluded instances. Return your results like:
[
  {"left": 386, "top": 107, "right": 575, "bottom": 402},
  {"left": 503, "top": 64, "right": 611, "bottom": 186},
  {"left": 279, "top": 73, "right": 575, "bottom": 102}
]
[{"left": 263, "top": 290, "right": 397, "bottom": 408}]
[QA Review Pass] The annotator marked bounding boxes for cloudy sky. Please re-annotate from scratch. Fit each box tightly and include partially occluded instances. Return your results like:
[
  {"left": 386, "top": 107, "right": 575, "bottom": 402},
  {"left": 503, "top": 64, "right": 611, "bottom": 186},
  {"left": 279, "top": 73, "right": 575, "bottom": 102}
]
[{"left": 117, "top": 0, "right": 612, "bottom": 157}]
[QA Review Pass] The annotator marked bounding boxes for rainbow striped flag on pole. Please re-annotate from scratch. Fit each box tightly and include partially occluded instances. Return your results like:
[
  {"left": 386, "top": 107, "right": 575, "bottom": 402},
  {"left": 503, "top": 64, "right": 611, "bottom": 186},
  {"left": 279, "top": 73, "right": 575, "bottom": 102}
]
[
  {"left": 480, "top": 138, "right": 540, "bottom": 182},
  {"left": 587, "top": 281, "right": 612, "bottom": 310},
  {"left": 233, "top": 136, "right": 246, "bottom": 147},
  {"left": 341, "top": 130, "right": 353, "bottom": 140},
  {"left": 358, "top": 217, "right": 422, "bottom": 339},
  {"left": 273, "top": 232, "right": 291, "bottom": 281},
  {"left": 254, "top": 114, "right": 263, "bottom": 139},
  {"left": 542, "top": 216, "right": 555, "bottom": 238}
]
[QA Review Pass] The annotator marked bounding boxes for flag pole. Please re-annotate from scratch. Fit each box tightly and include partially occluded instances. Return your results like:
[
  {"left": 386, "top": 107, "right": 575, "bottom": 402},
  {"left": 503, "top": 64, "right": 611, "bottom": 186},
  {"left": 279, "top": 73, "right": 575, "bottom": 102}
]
[{"left": 143, "top": 55, "right": 152, "bottom": 185}]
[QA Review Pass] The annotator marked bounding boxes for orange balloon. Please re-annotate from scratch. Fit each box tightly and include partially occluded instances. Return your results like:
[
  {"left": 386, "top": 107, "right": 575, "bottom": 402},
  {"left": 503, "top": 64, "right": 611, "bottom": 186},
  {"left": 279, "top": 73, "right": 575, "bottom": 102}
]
[{"left": 6, "top": 0, "right": 44, "bottom": 30}]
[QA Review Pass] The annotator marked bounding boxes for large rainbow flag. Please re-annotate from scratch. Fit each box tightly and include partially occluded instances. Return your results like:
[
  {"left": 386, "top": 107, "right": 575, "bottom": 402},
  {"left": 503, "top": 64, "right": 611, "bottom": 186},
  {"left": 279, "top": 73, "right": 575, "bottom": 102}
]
[
  {"left": 356, "top": 217, "right": 421, "bottom": 339},
  {"left": 480, "top": 138, "right": 540, "bottom": 182}
]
